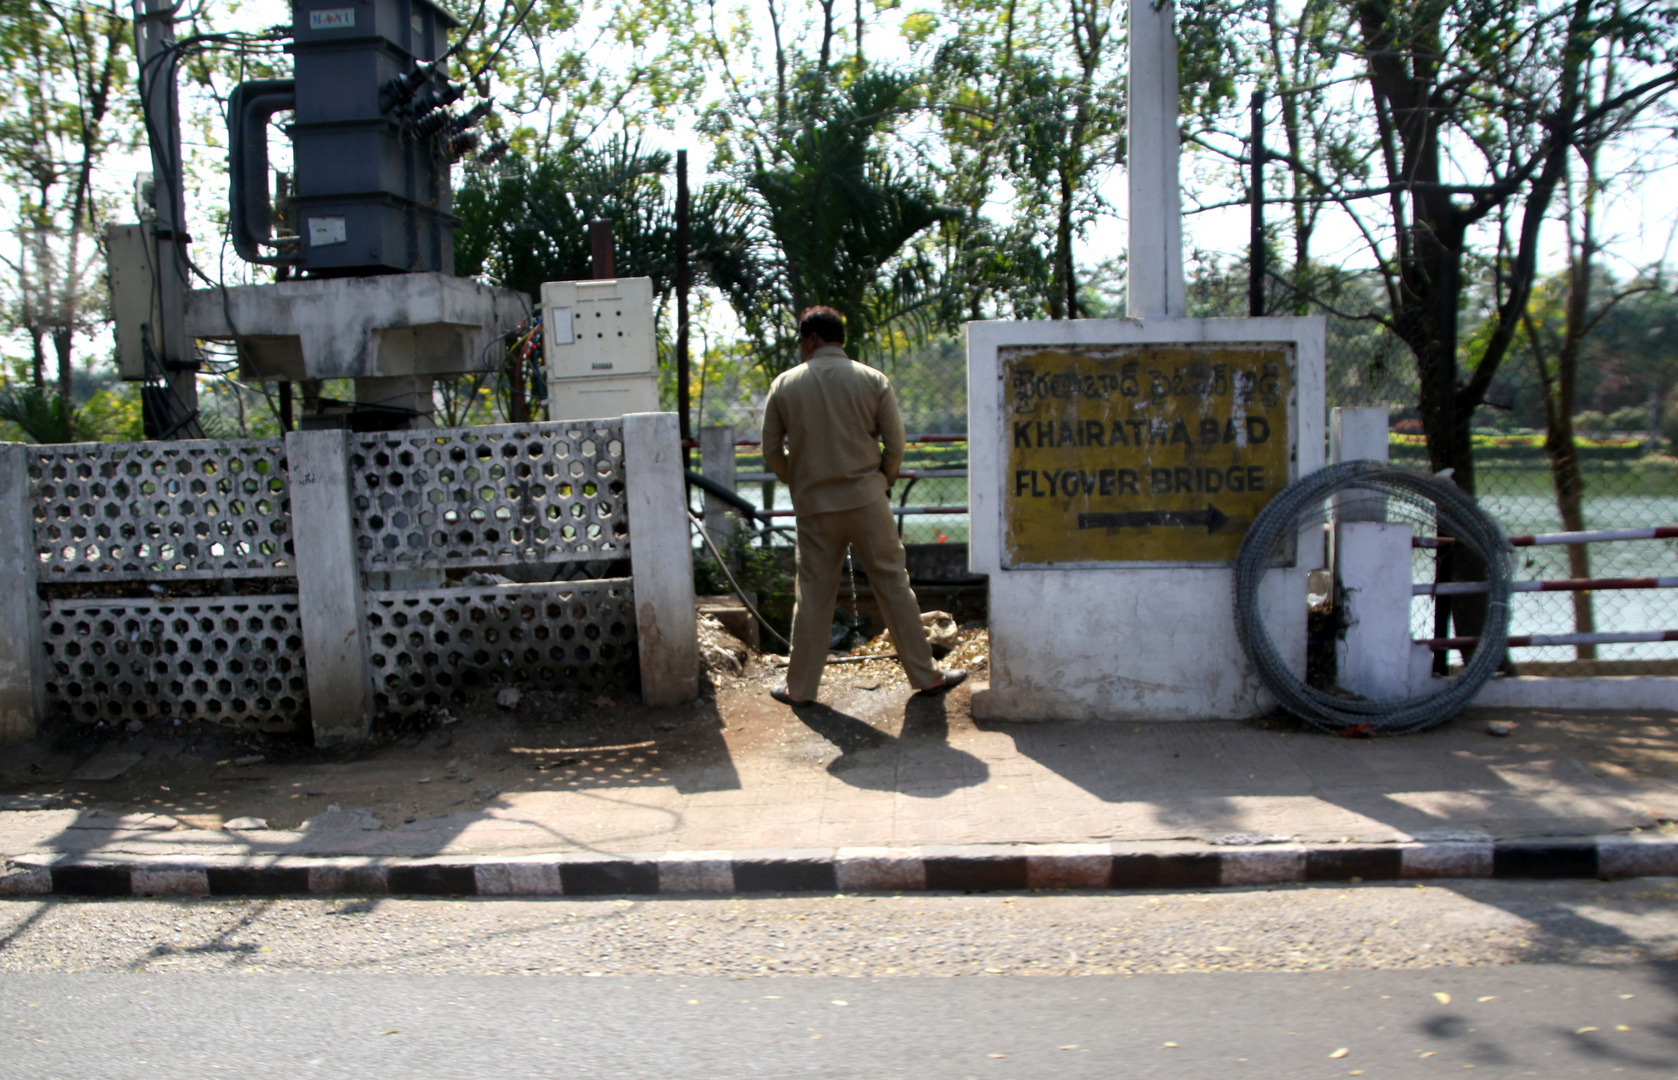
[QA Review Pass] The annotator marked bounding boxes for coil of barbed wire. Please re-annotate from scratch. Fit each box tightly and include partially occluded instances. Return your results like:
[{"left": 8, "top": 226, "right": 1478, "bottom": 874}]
[{"left": 1233, "top": 460, "right": 1513, "bottom": 734}]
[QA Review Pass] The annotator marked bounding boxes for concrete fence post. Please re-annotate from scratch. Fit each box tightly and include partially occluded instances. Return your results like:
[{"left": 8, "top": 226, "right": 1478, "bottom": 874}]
[
  {"left": 284, "top": 429, "right": 374, "bottom": 744},
  {"left": 1329, "top": 406, "right": 1389, "bottom": 523},
  {"left": 0, "top": 446, "right": 44, "bottom": 744},
  {"left": 1335, "top": 522, "right": 1416, "bottom": 700},
  {"left": 624, "top": 412, "right": 699, "bottom": 707},
  {"left": 699, "top": 425, "right": 736, "bottom": 553}
]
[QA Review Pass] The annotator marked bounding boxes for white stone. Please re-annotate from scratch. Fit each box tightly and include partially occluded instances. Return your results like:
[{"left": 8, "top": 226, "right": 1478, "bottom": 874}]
[
  {"left": 835, "top": 847, "right": 927, "bottom": 891},
  {"left": 224, "top": 817, "right": 269, "bottom": 831},
  {"left": 1598, "top": 837, "right": 1678, "bottom": 879},
  {"left": 1401, "top": 842, "right": 1493, "bottom": 879},
  {"left": 1336, "top": 523, "right": 1415, "bottom": 702},
  {"left": 699, "top": 425, "right": 738, "bottom": 552},
  {"left": 657, "top": 852, "right": 735, "bottom": 893},
  {"left": 1219, "top": 846, "right": 1307, "bottom": 886},
  {"left": 1469, "top": 676, "right": 1678, "bottom": 712}
]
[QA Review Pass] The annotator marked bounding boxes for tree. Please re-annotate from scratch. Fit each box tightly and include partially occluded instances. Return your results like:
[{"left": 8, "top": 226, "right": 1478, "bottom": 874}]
[
  {"left": 1275, "top": 0, "right": 1676, "bottom": 493},
  {"left": 729, "top": 68, "right": 961, "bottom": 369},
  {"left": 0, "top": 0, "right": 134, "bottom": 401},
  {"left": 1519, "top": 83, "right": 1668, "bottom": 656}
]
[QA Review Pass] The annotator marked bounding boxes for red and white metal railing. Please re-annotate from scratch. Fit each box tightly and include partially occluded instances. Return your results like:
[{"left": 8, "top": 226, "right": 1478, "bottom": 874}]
[
  {"left": 1412, "top": 524, "right": 1678, "bottom": 651},
  {"left": 1415, "top": 525, "right": 1678, "bottom": 548}
]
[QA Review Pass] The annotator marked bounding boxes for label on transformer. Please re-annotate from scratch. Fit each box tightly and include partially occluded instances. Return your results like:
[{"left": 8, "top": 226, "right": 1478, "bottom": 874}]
[
  {"left": 309, "top": 8, "right": 355, "bottom": 29},
  {"left": 307, "top": 217, "right": 347, "bottom": 246}
]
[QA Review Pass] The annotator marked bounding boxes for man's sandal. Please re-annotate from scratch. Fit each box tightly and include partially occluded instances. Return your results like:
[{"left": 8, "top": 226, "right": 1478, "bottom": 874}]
[
  {"left": 915, "top": 669, "right": 968, "bottom": 696},
  {"left": 770, "top": 684, "right": 811, "bottom": 706}
]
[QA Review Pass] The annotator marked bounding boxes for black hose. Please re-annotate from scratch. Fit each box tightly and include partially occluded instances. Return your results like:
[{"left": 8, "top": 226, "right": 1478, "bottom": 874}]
[
  {"left": 684, "top": 470, "right": 765, "bottom": 525},
  {"left": 1233, "top": 461, "right": 1511, "bottom": 734}
]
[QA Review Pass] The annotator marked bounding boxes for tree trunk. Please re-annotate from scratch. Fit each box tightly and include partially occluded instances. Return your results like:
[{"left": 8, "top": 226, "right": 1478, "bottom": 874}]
[
  {"left": 1547, "top": 429, "right": 1596, "bottom": 660},
  {"left": 53, "top": 327, "right": 73, "bottom": 404}
]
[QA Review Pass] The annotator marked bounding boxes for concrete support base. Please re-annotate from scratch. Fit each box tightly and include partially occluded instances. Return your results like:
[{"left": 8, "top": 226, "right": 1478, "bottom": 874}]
[
  {"left": 624, "top": 412, "right": 699, "bottom": 708},
  {"left": 285, "top": 429, "right": 374, "bottom": 744},
  {"left": 0, "top": 446, "right": 44, "bottom": 745}
]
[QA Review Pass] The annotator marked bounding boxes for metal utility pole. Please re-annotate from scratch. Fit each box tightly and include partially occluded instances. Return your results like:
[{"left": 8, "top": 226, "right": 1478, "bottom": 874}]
[
  {"left": 675, "top": 150, "right": 692, "bottom": 460},
  {"left": 1249, "top": 90, "right": 1266, "bottom": 318},
  {"left": 134, "top": 0, "right": 200, "bottom": 437}
]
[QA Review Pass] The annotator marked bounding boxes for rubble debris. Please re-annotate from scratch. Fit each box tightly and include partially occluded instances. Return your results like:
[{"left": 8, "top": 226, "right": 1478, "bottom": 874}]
[
  {"left": 697, "top": 614, "right": 750, "bottom": 675},
  {"left": 495, "top": 686, "right": 523, "bottom": 709},
  {"left": 224, "top": 817, "right": 268, "bottom": 831}
]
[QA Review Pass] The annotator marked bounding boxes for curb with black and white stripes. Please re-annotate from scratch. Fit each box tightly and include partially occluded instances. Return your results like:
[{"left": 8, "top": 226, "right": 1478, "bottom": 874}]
[{"left": 4, "top": 837, "right": 1675, "bottom": 898}]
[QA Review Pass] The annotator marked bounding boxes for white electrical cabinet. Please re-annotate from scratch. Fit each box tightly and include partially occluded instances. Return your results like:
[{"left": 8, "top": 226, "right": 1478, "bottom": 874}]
[
  {"left": 106, "top": 223, "right": 160, "bottom": 381},
  {"left": 541, "top": 276, "right": 660, "bottom": 420}
]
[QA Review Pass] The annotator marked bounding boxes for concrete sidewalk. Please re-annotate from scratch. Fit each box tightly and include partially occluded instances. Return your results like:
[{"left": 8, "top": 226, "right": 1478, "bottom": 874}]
[{"left": 3, "top": 657, "right": 1677, "bottom": 895}]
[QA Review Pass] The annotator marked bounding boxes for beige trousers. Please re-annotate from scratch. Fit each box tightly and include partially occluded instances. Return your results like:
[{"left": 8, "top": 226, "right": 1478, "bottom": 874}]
[{"left": 787, "top": 495, "right": 940, "bottom": 700}]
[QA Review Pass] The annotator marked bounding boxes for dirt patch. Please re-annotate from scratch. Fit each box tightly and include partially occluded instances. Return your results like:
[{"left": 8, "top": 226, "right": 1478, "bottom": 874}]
[{"left": 0, "top": 626, "right": 992, "bottom": 831}]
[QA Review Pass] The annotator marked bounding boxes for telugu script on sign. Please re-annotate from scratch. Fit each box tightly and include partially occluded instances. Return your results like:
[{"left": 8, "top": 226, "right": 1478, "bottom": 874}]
[{"left": 1001, "top": 343, "right": 1294, "bottom": 566}]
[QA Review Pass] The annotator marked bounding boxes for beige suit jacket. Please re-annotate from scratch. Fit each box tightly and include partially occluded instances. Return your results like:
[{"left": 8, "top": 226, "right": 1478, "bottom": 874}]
[{"left": 761, "top": 344, "right": 906, "bottom": 515}]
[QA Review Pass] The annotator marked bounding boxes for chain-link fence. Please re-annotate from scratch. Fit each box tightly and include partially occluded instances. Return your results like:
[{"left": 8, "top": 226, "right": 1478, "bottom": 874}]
[
  {"left": 690, "top": 333, "right": 970, "bottom": 547},
  {"left": 1318, "top": 313, "right": 1678, "bottom": 665}
]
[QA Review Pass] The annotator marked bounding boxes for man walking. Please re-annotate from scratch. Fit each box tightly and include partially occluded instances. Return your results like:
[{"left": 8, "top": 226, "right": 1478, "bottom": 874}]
[{"left": 761, "top": 306, "right": 965, "bottom": 705}]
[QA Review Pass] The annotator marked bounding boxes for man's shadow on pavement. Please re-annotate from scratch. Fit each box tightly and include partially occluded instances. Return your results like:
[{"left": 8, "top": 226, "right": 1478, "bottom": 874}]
[{"left": 790, "top": 691, "right": 988, "bottom": 797}]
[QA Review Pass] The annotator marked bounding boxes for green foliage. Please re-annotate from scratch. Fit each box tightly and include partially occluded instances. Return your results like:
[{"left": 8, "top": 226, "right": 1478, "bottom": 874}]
[
  {"left": 457, "top": 135, "right": 754, "bottom": 307},
  {"left": 737, "top": 69, "right": 961, "bottom": 369},
  {"left": 692, "top": 525, "right": 795, "bottom": 649}
]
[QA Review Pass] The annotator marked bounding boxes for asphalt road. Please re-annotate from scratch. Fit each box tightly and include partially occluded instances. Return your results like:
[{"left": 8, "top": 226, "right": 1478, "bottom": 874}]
[{"left": 5, "top": 879, "right": 1678, "bottom": 1078}]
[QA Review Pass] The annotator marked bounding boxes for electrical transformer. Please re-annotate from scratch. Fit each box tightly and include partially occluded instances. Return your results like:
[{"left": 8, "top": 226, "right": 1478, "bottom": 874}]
[{"left": 229, "top": 0, "right": 482, "bottom": 275}]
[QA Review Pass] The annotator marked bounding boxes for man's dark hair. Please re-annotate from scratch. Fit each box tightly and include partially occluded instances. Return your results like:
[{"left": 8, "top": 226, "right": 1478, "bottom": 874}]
[{"left": 797, "top": 306, "right": 846, "bottom": 346}]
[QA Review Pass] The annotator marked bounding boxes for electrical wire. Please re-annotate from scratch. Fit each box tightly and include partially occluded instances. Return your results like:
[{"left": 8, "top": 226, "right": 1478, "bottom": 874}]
[
  {"left": 688, "top": 510, "right": 792, "bottom": 650},
  {"left": 1233, "top": 460, "right": 1513, "bottom": 735},
  {"left": 466, "top": 0, "right": 541, "bottom": 82}
]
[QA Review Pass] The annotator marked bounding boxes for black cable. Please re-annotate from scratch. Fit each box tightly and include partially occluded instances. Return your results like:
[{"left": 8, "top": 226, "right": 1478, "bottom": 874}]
[
  {"left": 688, "top": 511, "right": 791, "bottom": 650},
  {"left": 437, "top": 0, "right": 490, "bottom": 63},
  {"left": 467, "top": 0, "right": 540, "bottom": 82}
]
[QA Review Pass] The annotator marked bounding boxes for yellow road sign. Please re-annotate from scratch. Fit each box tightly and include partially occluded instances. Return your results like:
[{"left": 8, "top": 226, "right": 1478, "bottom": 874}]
[{"left": 1001, "top": 342, "right": 1294, "bottom": 566}]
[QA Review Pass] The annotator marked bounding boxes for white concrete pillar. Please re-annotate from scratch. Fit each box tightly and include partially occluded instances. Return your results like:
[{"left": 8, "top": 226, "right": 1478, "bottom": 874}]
[
  {"left": 284, "top": 429, "right": 374, "bottom": 744},
  {"left": 624, "top": 412, "right": 699, "bottom": 707},
  {"left": 1336, "top": 522, "right": 1415, "bottom": 701},
  {"left": 1126, "top": 0, "right": 1186, "bottom": 319},
  {"left": 699, "top": 425, "right": 737, "bottom": 552},
  {"left": 0, "top": 446, "right": 43, "bottom": 744}
]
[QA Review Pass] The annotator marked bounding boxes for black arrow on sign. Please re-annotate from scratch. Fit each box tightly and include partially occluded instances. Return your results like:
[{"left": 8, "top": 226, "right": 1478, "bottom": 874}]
[{"left": 1077, "top": 504, "right": 1232, "bottom": 534}]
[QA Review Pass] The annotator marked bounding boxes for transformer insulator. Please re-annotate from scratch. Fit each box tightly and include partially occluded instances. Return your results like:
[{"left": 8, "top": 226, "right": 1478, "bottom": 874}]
[
  {"left": 413, "top": 107, "right": 454, "bottom": 139},
  {"left": 451, "top": 101, "right": 493, "bottom": 133},
  {"left": 447, "top": 130, "right": 482, "bottom": 162},
  {"left": 476, "top": 140, "right": 510, "bottom": 167}
]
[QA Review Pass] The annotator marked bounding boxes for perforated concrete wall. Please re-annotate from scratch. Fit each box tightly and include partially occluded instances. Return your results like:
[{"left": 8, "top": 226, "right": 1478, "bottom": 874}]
[
  {"left": 29, "top": 439, "right": 293, "bottom": 581},
  {"left": 364, "top": 580, "right": 637, "bottom": 713},
  {"left": 3, "top": 414, "right": 694, "bottom": 744},
  {"left": 348, "top": 420, "right": 628, "bottom": 572},
  {"left": 39, "top": 596, "right": 308, "bottom": 730}
]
